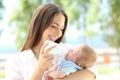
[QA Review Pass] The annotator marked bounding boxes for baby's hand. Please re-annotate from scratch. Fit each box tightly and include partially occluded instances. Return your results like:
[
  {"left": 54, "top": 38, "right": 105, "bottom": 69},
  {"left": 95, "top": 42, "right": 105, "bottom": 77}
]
[{"left": 49, "top": 64, "right": 58, "bottom": 71}]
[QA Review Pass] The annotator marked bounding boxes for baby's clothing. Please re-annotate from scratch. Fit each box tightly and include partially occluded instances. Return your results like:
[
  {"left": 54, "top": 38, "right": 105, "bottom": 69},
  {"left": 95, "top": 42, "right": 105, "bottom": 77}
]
[
  {"left": 46, "top": 41, "right": 82, "bottom": 76},
  {"left": 58, "top": 57, "right": 83, "bottom": 75},
  {"left": 45, "top": 41, "right": 98, "bottom": 78},
  {"left": 5, "top": 43, "right": 98, "bottom": 80}
]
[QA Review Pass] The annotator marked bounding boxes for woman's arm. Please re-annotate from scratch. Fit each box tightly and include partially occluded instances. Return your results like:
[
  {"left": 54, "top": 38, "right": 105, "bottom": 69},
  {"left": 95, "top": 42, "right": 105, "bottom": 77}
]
[{"left": 54, "top": 69, "right": 95, "bottom": 80}]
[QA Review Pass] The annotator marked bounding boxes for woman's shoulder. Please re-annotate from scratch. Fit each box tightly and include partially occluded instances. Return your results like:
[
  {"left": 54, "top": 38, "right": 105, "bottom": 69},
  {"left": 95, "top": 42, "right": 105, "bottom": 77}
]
[
  {"left": 10, "top": 49, "right": 33, "bottom": 56},
  {"left": 6, "top": 49, "right": 35, "bottom": 63},
  {"left": 5, "top": 49, "right": 36, "bottom": 79}
]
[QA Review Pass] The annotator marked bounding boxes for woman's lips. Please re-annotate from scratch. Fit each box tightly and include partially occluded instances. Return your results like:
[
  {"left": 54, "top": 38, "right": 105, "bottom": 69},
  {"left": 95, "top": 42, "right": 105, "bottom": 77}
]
[{"left": 48, "top": 35, "right": 56, "bottom": 41}]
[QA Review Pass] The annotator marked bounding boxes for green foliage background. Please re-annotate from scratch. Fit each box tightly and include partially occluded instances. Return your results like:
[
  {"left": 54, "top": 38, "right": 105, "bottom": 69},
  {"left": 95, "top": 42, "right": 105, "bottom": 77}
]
[
  {"left": 0, "top": 0, "right": 4, "bottom": 20},
  {"left": 6, "top": 0, "right": 120, "bottom": 53},
  {"left": 9, "top": 0, "right": 97, "bottom": 49}
]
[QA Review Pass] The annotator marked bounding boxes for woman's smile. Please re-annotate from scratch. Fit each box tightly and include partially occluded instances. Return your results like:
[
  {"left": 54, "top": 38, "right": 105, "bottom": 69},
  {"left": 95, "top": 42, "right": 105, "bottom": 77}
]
[{"left": 48, "top": 35, "right": 56, "bottom": 41}]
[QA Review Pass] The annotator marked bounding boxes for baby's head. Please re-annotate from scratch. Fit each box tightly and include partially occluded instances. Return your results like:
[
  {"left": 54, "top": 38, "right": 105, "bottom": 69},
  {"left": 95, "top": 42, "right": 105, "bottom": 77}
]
[{"left": 66, "top": 44, "right": 97, "bottom": 68}]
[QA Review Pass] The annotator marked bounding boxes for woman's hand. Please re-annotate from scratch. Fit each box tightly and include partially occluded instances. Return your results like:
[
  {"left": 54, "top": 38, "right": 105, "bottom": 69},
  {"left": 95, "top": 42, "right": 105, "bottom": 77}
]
[
  {"left": 31, "top": 42, "right": 56, "bottom": 80},
  {"left": 38, "top": 41, "right": 56, "bottom": 70}
]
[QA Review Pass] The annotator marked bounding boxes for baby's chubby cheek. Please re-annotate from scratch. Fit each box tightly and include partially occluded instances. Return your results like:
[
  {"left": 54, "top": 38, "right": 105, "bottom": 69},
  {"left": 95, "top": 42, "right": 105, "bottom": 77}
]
[
  {"left": 72, "top": 56, "right": 78, "bottom": 62},
  {"left": 71, "top": 52, "right": 79, "bottom": 62},
  {"left": 66, "top": 53, "right": 75, "bottom": 62}
]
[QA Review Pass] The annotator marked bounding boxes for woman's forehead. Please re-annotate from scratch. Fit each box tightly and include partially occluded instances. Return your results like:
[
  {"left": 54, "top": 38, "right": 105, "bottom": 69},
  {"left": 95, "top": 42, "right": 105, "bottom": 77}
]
[{"left": 52, "top": 14, "right": 65, "bottom": 26}]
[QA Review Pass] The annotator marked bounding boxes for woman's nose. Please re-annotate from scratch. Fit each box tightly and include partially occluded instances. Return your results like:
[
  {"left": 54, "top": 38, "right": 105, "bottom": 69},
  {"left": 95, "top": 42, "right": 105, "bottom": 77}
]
[{"left": 54, "top": 29, "right": 62, "bottom": 38}]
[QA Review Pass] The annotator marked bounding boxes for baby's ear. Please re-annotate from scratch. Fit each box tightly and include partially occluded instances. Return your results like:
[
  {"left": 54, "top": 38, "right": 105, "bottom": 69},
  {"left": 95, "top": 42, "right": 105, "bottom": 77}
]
[
  {"left": 66, "top": 49, "right": 72, "bottom": 55},
  {"left": 76, "top": 61, "right": 81, "bottom": 66},
  {"left": 48, "top": 64, "right": 58, "bottom": 71}
]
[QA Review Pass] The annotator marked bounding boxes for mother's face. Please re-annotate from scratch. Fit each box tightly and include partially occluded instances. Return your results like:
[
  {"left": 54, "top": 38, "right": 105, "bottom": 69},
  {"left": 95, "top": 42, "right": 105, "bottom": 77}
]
[{"left": 41, "top": 13, "right": 65, "bottom": 43}]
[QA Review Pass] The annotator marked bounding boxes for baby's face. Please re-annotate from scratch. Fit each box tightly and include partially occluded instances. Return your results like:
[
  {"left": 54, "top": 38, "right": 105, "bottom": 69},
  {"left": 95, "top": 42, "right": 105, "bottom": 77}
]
[{"left": 66, "top": 45, "right": 82, "bottom": 62}]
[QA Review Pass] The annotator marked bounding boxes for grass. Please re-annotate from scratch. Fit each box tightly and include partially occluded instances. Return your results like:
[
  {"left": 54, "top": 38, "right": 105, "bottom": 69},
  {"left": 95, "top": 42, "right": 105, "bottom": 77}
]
[
  {"left": 98, "top": 67, "right": 120, "bottom": 74},
  {"left": 0, "top": 72, "right": 5, "bottom": 78}
]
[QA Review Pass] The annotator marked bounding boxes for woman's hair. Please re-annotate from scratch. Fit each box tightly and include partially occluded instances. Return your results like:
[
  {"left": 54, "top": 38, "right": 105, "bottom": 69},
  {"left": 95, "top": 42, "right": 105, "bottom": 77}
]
[{"left": 20, "top": 3, "right": 68, "bottom": 51}]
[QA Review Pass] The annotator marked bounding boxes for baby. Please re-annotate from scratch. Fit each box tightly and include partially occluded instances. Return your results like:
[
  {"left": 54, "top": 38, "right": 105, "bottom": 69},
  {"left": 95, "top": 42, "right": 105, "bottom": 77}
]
[{"left": 44, "top": 41, "right": 97, "bottom": 79}]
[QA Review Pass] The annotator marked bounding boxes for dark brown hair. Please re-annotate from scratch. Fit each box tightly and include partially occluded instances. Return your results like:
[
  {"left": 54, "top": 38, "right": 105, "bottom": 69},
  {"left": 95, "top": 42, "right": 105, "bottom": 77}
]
[{"left": 20, "top": 3, "right": 68, "bottom": 51}]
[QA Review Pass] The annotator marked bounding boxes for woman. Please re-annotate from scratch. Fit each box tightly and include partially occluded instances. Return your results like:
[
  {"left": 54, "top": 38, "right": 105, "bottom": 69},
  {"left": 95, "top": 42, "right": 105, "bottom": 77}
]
[{"left": 5, "top": 3, "right": 96, "bottom": 80}]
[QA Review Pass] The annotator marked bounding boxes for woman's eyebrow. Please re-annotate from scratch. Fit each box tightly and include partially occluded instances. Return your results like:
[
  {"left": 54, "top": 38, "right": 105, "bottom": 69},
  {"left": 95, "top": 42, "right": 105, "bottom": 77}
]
[{"left": 52, "top": 22, "right": 59, "bottom": 26}]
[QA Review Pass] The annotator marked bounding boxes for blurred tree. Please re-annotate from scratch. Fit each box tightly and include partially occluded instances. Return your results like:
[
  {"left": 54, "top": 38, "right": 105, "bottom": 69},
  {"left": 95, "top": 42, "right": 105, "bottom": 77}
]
[
  {"left": 9, "top": 0, "right": 43, "bottom": 48},
  {"left": 110, "top": 0, "right": 120, "bottom": 64},
  {"left": 50, "top": 0, "right": 92, "bottom": 43},
  {"left": 101, "top": 0, "right": 120, "bottom": 61},
  {"left": 9, "top": 0, "right": 92, "bottom": 49},
  {"left": 0, "top": 0, "right": 4, "bottom": 20},
  {"left": 85, "top": 0, "right": 101, "bottom": 37},
  {"left": 86, "top": 0, "right": 100, "bottom": 25},
  {"left": 0, "top": 0, "right": 4, "bottom": 36},
  {"left": 108, "top": 0, "right": 120, "bottom": 48},
  {"left": 54, "top": 0, "right": 90, "bottom": 25},
  {"left": 9, "top": 0, "right": 103, "bottom": 49}
]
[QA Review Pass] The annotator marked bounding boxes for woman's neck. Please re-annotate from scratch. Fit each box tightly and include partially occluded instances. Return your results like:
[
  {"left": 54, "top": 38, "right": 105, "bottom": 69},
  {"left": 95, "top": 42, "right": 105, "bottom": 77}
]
[
  {"left": 32, "top": 47, "right": 39, "bottom": 60},
  {"left": 32, "top": 42, "right": 43, "bottom": 60}
]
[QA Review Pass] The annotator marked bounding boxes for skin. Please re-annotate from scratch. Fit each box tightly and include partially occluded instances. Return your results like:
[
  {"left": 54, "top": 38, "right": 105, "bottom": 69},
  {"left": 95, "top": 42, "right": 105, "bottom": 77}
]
[
  {"left": 27, "top": 4, "right": 94, "bottom": 80},
  {"left": 66, "top": 46, "right": 82, "bottom": 63},
  {"left": 56, "top": 45, "right": 96, "bottom": 80},
  {"left": 47, "top": 45, "right": 96, "bottom": 79},
  {"left": 32, "top": 13, "right": 65, "bottom": 60},
  {"left": 54, "top": 69, "right": 95, "bottom": 80},
  {"left": 31, "top": 13, "right": 95, "bottom": 80},
  {"left": 31, "top": 13, "right": 65, "bottom": 80},
  {"left": 6, "top": 3, "right": 94, "bottom": 80}
]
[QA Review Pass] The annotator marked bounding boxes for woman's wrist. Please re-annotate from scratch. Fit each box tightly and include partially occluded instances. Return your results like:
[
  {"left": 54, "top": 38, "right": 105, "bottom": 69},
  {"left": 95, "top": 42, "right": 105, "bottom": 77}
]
[
  {"left": 37, "top": 61, "right": 48, "bottom": 71},
  {"left": 30, "top": 63, "right": 46, "bottom": 80}
]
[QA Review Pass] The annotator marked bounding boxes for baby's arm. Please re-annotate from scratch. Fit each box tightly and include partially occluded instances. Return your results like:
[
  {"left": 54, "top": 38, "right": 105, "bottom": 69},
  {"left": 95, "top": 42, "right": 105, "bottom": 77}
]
[
  {"left": 48, "top": 70, "right": 66, "bottom": 79},
  {"left": 47, "top": 64, "right": 66, "bottom": 78},
  {"left": 48, "top": 66, "right": 79, "bottom": 79}
]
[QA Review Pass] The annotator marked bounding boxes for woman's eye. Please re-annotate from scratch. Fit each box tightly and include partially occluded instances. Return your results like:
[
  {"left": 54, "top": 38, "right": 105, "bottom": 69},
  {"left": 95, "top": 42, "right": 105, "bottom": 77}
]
[
  {"left": 51, "top": 25, "right": 64, "bottom": 31},
  {"left": 60, "top": 28, "right": 63, "bottom": 31},
  {"left": 51, "top": 25, "right": 57, "bottom": 28}
]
